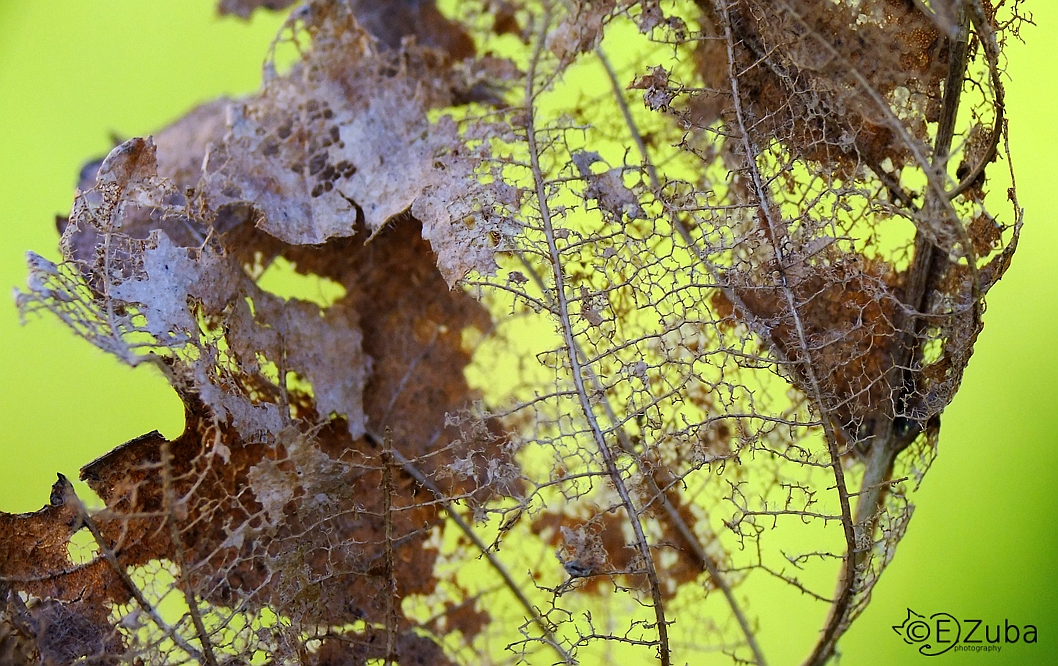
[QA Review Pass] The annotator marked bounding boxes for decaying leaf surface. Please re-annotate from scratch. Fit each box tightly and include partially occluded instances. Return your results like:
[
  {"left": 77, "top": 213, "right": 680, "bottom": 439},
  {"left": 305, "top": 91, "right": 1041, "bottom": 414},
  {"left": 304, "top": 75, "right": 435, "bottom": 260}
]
[
  {"left": 202, "top": 1, "right": 512, "bottom": 283},
  {"left": 218, "top": 0, "right": 297, "bottom": 19},
  {"left": 0, "top": 477, "right": 126, "bottom": 664},
  {"left": 5, "top": 0, "right": 1026, "bottom": 664},
  {"left": 76, "top": 401, "right": 450, "bottom": 628},
  {"left": 7, "top": 1, "right": 515, "bottom": 659}
]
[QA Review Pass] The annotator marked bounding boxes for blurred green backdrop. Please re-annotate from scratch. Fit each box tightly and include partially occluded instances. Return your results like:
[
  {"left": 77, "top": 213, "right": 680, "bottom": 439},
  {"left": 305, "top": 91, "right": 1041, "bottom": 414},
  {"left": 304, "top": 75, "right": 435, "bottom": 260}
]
[{"left": 0, "top": 1, "right": 1054, "bottom": 663}]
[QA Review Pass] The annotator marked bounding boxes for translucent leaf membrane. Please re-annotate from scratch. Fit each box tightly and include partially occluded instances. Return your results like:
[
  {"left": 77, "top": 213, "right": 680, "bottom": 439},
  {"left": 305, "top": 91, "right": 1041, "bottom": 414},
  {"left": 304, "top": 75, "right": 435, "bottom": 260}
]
[{"left": 2, "top": 0, "right": 1025, "bottom": 665}]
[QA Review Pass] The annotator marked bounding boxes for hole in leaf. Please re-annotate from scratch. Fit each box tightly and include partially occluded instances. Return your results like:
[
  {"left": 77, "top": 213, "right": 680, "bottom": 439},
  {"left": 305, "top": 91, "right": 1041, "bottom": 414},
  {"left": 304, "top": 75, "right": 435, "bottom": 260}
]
[
  {"left": 67, "top": 527, "right": 100, "bottom": 565},
  {"left": 922, "top": 336, "right": 943, "bottom": 365},
  {"left": 257, "top": 257, "right": 346, "bottom": 308}
]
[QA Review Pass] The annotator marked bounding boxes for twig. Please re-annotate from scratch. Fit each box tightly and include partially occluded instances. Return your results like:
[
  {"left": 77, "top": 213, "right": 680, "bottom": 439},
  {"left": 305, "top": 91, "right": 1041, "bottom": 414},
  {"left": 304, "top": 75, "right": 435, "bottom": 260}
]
[
  {"left": 948, "top": 0, "right": 1007, "bottom": 200},
  {"left": 713, "top": 4, "right": 859, "bottom": 665},
  {"left": 380, "top": 432, "right": 399, "bottom": 666},
  {"left": 525, "top": 6, "right": 671, "bottom": 664},
  {"left": 64, "top": 475, "right": 207, "bottom": 663},
  {"left": 161, "top": 442, "right": 219, "bottom": 666},
  {"left": 365, "top": 432, "right": 575, "bottom": 664},
  {"left": 584, "top": 48, "right": 770, "bottom": 666}
]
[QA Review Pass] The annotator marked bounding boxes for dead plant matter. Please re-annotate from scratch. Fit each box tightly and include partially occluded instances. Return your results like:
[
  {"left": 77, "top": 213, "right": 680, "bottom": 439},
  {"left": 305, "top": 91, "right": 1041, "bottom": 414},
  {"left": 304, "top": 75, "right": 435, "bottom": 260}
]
[{"left": 4, "top": 0, "right": 1026, "bottom": 664}]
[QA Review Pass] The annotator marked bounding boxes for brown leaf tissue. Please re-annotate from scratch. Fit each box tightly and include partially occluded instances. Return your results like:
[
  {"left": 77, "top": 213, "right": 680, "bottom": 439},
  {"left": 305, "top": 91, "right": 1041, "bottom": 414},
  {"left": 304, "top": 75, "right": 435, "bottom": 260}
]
[{"left": 3, "top": 1, "right": 1027, "bottom": 664}]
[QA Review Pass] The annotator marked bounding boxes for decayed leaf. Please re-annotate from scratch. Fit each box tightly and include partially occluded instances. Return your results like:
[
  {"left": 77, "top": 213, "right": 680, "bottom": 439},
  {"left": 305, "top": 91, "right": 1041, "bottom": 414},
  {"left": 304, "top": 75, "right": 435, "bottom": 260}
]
[
  {"left": 713, "top": 253, "right": 904, "bottom": 444},
  {"left": 200, "top": 1, "right": 512, "bottom": 283},
  {"left": 6, "top": 0, "right": 1027, "bottom": 664},
  {"left": 217, "top": 0, "right": 297, "bottom": 19},
  {"left": 908, "top": 224, "right": 1021, "bottom": 420},
  {"left": 712, "top": 0, "right": 950, "bottom": 172},
  {"left": 77, "top": 403, "right": 451, "bottom": 628},
  {"left": 309, "top": 629, "right": 456, "bottom": 666},
  {"left": 219, "top": 0, "right": 477, "bottom": 60},
  {"left": 7, "top": 1, "right": 514, "bottom": 654},
  {"left": 347, "top": 0, "right": 476, "bottom": 59},
  {"left": 283, "top": 217, "right": 502, "bottom": 482},
  {"left": 545, "top": 0, "right": 616, "bottom": 61},
  {"left": 9, "top": 217, "right": 497, "bottom": 659},
  {"left": 572, "top": 151, "right": 645, "bottom": 220},
  {"left": 0, "top": 476, "right": 127, "bottom": 663}
]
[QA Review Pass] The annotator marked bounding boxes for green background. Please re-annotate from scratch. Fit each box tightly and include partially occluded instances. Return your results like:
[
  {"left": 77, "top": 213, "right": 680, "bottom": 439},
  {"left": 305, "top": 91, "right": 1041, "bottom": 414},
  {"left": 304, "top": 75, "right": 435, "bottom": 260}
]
[{"left": 0, "top": 2, "right": 1054, "bottom": 663}]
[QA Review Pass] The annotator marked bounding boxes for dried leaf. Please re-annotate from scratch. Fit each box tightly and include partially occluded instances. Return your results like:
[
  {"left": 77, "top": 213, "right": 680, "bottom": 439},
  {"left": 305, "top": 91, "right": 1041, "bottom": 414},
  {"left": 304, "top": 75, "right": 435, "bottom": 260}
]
[
  {"left": 7, "top": 0, "right": 1026, "bottom": 664},
  {"left": 217, "top": 0, "right": 296, "bottom": 19}
]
